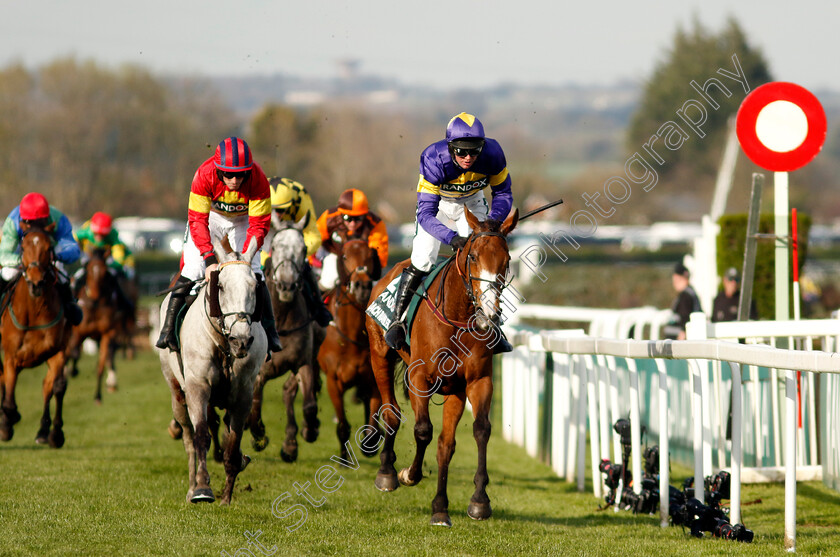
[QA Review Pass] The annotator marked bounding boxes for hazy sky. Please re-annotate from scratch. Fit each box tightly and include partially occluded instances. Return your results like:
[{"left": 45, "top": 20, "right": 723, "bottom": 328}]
[{"left": 3, "top": 1, "right": 837, "bottom": 92}]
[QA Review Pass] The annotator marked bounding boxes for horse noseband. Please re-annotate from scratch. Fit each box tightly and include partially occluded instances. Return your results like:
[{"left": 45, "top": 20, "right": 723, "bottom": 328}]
[{"left": 221, "top": 311, "right": 252, "bottom": 336}]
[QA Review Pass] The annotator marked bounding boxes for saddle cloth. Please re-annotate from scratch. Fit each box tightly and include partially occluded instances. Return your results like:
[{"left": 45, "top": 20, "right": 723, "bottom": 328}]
[{"left": 365, "top": 259, "right": 448, "bottom": 347}]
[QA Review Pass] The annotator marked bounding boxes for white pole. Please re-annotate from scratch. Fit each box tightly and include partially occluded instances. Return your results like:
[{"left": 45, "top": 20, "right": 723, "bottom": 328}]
[
  {"left": 586, "top": 356, "right": 601, "bottom": 499},
  {"left": 730, "top": 362, "right": 743, "bottom": 526},
  {"left": 751, "top": 364, "right": 763, "bottom": 466},
  {"left": 656, "top": 359, "right": 670, "bottom": 528},
  {"left": 567, "top": 356, "right": 580, "bottom": 484},
  {"left": 689, "top": 359, "right": 705, "bottom": 504},
  {"left": 771, "top": 366, "right": 782, "bottom": 465},
  {"left": 627, "top": 357, "right": 642, "bottom": 494},
  {"left": 598, "top": 361, "right": 611, "bottom": 462},
  {"left": 713, "top": 360, "right": 726, "bottom": 469},
  {"left": 575, "top": 356, "right": 587, "bottom": 489},
  {"left": 775, "top": 171, "right": 790, "bottom": 322},
  {"left": 551, "top": 354, "right": 569, "bottom": 478},
  {"left": 785, "top": 367, "right": 797, "bottom": 551},
  {"left": 501, "top": 353, "right": 514, "bottom": 442}
]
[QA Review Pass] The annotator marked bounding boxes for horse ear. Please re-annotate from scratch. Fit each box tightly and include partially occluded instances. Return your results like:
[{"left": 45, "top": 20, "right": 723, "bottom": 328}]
[
  {"left": 243, "top": 238, "right": 259, "bottom": 264},
  {"left": 465, "top": 206, "right": 481, "bottom": 232},
  {"left": 44, "top": 221, "right": 57, "bottom": 233},
  {"left": 295, "top": 211, "right": 310, "bottom": 231},
  {"left": 270, "top": 211, "right": 282, "bottom": 231},
  {"left": 211, "top": 236, "right": 229, "bottom": 264},
  {"left": 500, "top": 208, "right": 519, "bottom": 237}
]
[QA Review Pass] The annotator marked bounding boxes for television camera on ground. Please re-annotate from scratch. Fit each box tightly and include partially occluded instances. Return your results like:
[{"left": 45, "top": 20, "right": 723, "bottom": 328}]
[{"left": 598, "top": 418, "right": 753, "bottom": 543}]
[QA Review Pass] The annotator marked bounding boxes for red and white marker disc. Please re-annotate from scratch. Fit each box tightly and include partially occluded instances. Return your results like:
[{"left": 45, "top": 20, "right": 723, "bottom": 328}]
[{"left": 736, "top": 82, "right": 826, "bottom": 172}]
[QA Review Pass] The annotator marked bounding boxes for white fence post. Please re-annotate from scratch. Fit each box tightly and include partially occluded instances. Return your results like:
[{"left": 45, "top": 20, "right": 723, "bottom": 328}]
[
  {"left": 785, "top": 367, "right": 797, "bottom": 551},
  {"left": 656, "top": 359, "right": 670, "bottom": 528},
  {"left": 729, "top": 362, "right": 743, "bottom": 526}
]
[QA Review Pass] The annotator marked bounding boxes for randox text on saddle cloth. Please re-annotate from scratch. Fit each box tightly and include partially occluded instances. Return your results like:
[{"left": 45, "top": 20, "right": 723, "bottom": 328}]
[{"left": 520, "top": 53, "right": 751, "bottom": 282}]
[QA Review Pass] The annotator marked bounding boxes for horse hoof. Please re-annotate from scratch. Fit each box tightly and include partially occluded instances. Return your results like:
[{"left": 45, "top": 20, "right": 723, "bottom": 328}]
[
  {"left": 251, "top": 435, "right": 269, "bottom": 452},
  {"left": 374, "top": 473, "right": 399, "bottom": 492},
  {"left": 241, "top": 455, "right": 251, "bottom": 472},
  {"left": 48, "top": 430, "right": 65, "bottom": 449},
  {"left": 106, "top": 371, "right": 118, "bottom": 391},
  {"left": 35, "top": 435, "right": 48, "bottom": 445},
  {"left": 280, "top": 446, "right": 298, "bottom": 463},
  {"left": 190, "top": 488, "right": 215, "bottom": 503},
  {"left": 5, "top": 409, "right": 21, "bottom": 425},
  {"left": 94, "top": 398, "right": 103, "bottom": 406},
  {"left": 168, "top": 420, "right": 183, "bottom": 440},
  {"left": 430, "top": 513, "right": 452, "bottom": 527},
  {"left": 302, "top": 427, "right": 319, "bottom": 443},
  {"left": 467, "top": 501, "right": 492, "bottom": 520},
  {"left": 398, "top": 468, "right": 418, "bottom": 487},
  {"left": 0, "top": 426, "right": 13, "bottom": 442}
]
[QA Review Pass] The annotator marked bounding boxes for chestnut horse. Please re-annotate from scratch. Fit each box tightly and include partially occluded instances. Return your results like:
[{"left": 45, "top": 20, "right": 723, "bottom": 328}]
[
  {"left": 365, "top": 208, "right": 518, "bottom": 527},
  {"left": 318, "top": 239, "right": 382, "bottom": 460},
  {"left": 247, "top": 218, "right": 325, "bottom": 462},
  {"left": 0, "top": 223, "right": 74, "bottom": 447},
  {"left": 65, "top": 249, "right": 132, "bottom": 402}
]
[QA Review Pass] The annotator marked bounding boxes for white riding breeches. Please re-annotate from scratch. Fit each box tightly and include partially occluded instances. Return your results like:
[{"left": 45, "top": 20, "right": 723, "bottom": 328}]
[
  {"left": 319, "top": 253, "right": 339, "bottom": 291},
  {"left": 181, "top": 212, "right": 263, "bottom": 281},
  {"left": 410, "top": 192, "right": 490, "bottom": 272}
]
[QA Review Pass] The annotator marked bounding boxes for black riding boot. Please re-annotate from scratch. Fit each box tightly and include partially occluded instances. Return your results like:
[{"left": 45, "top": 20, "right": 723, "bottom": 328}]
[
  {"left": 57, "top": 281, "right": 83, "bottom": 326},
  {"left": 304, "top": 265, "right": 333, "bottom": 327},
  {"left": 155, "top": 276, "right": 191, "bottom": 351},
  {"left": 493, "top": 330, "right": 514, "bottom": 354},
  {"left": 384, "top": 264, "right": 427, "bottom": 351},
  {"left": 256, "top": 278, "right": 283, "bottom": 353}
]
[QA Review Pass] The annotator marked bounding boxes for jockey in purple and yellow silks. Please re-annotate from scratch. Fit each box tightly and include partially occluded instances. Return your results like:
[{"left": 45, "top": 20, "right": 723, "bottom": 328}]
[
  {"left": 155, "top": 137, "right": 282, "bottom": 354},
  {"left": 384, "top": 112, "right": 513, "bottom": 352}
]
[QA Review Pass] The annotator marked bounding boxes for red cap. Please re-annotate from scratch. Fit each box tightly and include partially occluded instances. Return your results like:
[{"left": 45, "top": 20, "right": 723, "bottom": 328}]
[
  {"left": 19, "top": 192, "right": 50, "bottom": 220},
  {"left": 90, "top": 212, "right": 113, "bottom": 235}
]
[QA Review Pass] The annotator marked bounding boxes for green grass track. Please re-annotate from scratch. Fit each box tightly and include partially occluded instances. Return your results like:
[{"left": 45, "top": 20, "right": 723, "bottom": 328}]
[{"left": 0, "top": 347, "right": 838, "bottom": 556}]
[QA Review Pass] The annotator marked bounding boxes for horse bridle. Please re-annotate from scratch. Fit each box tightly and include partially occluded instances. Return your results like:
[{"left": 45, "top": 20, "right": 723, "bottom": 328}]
[
  {"left": 211, "top": 260, "right": 253, "bottom": 337},
  {"left": 271, "top": 257, "right": 304, "bottom": 292},
  {"left": 20, "top": 228, "right": 60, "bottom": 293},
  {"left": 454, "top": 230, "right": 512, "bottom": 313}
]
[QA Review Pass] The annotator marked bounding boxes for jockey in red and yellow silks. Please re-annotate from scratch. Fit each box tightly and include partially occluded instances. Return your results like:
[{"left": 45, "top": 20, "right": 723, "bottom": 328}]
[{"left": 156, "top": 137, "right": 281, "bottom": 353}]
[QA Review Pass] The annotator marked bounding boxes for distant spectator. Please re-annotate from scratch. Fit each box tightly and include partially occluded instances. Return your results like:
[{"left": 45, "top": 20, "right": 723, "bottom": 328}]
[
  {"left": 712, "top": 267, "right": 757, "bottom": 322},
  {"left": 664, "top": 262, "right": 702, "bottom": 340}
]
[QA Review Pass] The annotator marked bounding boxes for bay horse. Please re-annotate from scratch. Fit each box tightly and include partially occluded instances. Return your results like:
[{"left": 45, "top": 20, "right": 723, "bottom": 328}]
[
  {"left": 65, "top": 248, "right": 132, "bottom": 402},
  {"left": 247, "top": 217, "right": 325, "bottom": 462},
  {"left": 365, "top": 208, "right": 518, "bottom": 526},
  {"left": 158, "top": 236, "right": 266, "bottom": 504},
  {"left": 0, "top": 223, "right": 74, "bottom": 447},
  {"left": 318, "top": 239, "right": 383, "bottom": 461}
]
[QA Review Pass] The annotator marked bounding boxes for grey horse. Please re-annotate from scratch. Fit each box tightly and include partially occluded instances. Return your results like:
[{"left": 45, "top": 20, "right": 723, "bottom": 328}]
[
  {"left": 247, "top": 215, "right": 326, "bottom": 462},
  {"left": 158, "top": 236, "right": 267, "bottom": 504}
]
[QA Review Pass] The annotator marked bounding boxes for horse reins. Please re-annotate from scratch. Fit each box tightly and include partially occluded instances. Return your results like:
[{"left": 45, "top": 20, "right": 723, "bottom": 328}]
[
  {"left": 329, "top": 262, "right": 372, "bottom": 348},
  {"left": 427, "top": 230, "right": 510, "bottom": 331}
]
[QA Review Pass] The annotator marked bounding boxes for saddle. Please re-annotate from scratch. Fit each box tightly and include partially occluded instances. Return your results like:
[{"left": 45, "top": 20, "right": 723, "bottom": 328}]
[{"left": 366, "top": 259, "right": 448, "bottom": 348}]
